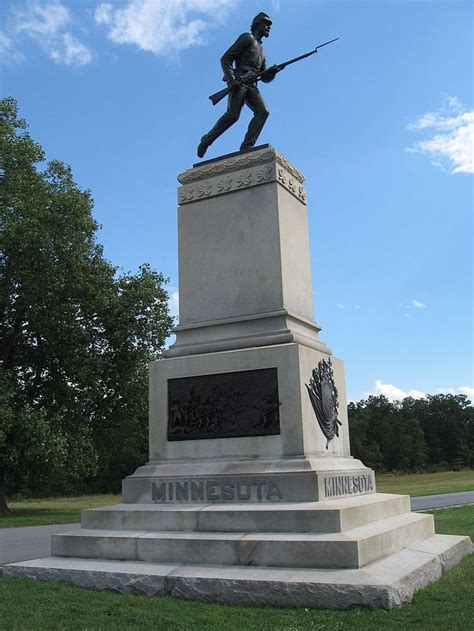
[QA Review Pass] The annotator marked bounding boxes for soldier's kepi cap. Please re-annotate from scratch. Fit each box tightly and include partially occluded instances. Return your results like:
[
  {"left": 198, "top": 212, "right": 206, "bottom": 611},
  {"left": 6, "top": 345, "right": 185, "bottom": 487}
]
[{"left": 252, "top": 12, "right": 272, "bottom": 27}]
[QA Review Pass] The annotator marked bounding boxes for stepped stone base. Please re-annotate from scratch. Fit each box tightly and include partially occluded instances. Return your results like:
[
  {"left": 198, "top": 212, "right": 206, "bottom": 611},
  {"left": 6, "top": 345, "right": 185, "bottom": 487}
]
[
  {"left": 5, "top": 534, "right": 471, "bottom": 609},
  {"left": 5, "top": 493, "right": 472, "bottom": 608}
]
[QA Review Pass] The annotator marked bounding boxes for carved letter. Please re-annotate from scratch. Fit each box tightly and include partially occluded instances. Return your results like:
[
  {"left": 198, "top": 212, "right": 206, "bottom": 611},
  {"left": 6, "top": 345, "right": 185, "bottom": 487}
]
[
  {"left": 152, "top": 482, "right": 166, "bottom": 501},
  {"left": 168, "top": 482, "right": 174, "bottom": 500},
  {"left": 266, "top": 480, "right": 283, "bottom": 501},
  {"left": 206, "top": 480, "right": 219, "bottom": 500},
  {"left": 176, "top": 481, "right": 189, "bottom": 501},
  {"left": 191, "top": 480, "right": 204, "bottom": 501},
  {"left": 343, "top": 476, "right": 349, "bottom": 495},
  {"left": 237, "top": 480, "right": 251, "bottom": 500},
  {"left": 324, "top": 477, "right": 334, "bottom": 498},
  {"left": 221, "top": 482, "right": 235, "bottom": 501},
  {"left": 254, "top": 480, "right": 266, "bottom": 501}
]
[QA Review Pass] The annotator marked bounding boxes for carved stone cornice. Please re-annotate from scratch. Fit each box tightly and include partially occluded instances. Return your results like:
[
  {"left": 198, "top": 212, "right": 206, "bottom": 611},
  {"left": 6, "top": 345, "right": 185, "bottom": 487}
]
[{"left": 177, "top": 147, "right": 307, "bottom": 206}]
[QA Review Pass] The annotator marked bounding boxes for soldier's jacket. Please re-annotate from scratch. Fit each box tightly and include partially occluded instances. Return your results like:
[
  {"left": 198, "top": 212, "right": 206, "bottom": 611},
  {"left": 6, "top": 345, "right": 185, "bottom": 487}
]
[{"left": 220, "top": 32, "right": 268, "bottom": 84}]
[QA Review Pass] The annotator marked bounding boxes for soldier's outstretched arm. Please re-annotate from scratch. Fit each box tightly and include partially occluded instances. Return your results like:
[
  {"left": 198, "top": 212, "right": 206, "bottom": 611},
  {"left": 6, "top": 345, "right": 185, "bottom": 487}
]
[{"left": 220, "top": 33, "right": 253, "bottom": 85}]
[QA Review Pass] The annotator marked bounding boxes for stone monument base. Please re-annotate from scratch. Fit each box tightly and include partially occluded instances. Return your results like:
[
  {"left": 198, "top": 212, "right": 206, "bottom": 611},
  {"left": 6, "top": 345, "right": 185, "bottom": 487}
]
[
  {"left": 5, "top": 148, "right": 472, "bottom": 607},
  {"left": 5, "top": 493, "right": 471, "bottom": 608}
]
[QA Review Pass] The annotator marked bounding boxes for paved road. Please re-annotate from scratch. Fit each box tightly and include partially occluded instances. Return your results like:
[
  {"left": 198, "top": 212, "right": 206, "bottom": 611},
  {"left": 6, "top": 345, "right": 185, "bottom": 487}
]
[
  {"left": 1, "top": 491, "right": 473, "bottom": 568},
  {"left": 0, "top": 523, "right": 79, "bottom": 567},
  {"left": 411, "top": 490, "right": 474, "bottom": 511}
]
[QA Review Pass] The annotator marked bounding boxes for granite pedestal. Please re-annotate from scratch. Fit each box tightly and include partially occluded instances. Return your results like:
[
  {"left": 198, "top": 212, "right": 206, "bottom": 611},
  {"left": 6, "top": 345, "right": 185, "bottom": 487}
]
[{"left": 5, "top": 146, "right": 471, "bottom": 608}]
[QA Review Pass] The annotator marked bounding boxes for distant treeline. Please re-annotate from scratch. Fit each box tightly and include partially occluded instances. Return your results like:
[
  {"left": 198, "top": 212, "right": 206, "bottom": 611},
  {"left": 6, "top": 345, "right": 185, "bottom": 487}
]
[{"left": 348, "top": 394, "right": 473, "bottom": 473}]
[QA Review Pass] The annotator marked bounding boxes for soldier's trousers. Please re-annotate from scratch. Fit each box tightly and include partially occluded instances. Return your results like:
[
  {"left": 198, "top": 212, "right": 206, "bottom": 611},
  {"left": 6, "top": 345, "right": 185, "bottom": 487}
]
[{"left": 202, "top": 85, "right": 269, "bottom": 150}]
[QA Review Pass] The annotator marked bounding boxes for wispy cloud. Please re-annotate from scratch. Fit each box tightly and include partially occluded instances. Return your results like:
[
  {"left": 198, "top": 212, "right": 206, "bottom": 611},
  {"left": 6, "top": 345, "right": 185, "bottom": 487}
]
[
  {"left": 0, "top": 32, "right": 24, "bottom": 64},
  {"left": 168, "top": 290, "right": 179, "bottom": 318},
  {"left": 335, "top": 303, "right": 361, "bottom": 310},
  {"left": 3, "top": 0, "right": 92, "bottom": 66},
  {"left": 369, "top": 380, "right": 427, "bottom": 401},
  {"left": 365, "top": 381, "right": 473, "bottom": 402},
  {"left": 400, "top": 299, "right": 427, "bottom": 317},
  {"left": 437, "top": 386, "right": 474, "bottom": 400},
  {"left": 94, "top": 0, "right": 237, "bottom": 58},
  {"left": 405, "top": 95, "right": 473, "bottom": 174}
]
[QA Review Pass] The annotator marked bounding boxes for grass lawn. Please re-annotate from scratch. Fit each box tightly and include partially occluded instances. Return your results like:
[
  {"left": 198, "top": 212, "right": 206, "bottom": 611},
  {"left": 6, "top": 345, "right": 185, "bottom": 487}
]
[
  {"left": 376, "top": 470, "right": 474, "bottom": 497},
  {"left": 1, "top": 470, "right": 472, "bottom": 528},
  {"left": 0, "top": 494, "right": 121, "bottom": 528},
  {"left": 0, "top": 507, "right": 472, "bottom": 630}
]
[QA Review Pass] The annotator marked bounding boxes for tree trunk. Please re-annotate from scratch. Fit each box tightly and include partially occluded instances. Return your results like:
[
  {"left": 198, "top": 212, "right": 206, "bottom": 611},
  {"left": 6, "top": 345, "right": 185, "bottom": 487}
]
[{"left": 0, "top": 468, "right": 10, "bottom": 514}]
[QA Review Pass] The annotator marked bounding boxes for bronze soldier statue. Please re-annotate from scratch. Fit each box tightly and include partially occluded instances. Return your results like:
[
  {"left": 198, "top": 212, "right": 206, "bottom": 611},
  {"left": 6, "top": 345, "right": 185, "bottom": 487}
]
[{"left": 197, "top": 12, "right": 278, "bottom": 159}]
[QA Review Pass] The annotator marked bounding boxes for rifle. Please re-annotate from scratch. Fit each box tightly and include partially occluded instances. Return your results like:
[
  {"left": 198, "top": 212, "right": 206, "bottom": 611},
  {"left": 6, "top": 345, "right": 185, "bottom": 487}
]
[{"left": 209, "top": 37, "right": 339, "bottom": 106}]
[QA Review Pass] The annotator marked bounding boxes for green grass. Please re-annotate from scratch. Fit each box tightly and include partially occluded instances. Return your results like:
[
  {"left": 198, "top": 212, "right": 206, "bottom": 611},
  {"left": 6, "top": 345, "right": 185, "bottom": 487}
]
[
  {"left": 376, "top": 470, "right": 474, "bottom": 497},
  {"left": 0, "top": 494, "right": 121, "bottom": 528},
  {"left": 0, "top": 507, "right": 472, "bottom": 630}
]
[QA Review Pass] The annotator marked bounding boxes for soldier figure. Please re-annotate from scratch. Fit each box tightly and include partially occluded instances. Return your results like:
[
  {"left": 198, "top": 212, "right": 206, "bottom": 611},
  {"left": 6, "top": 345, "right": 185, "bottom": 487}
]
[{"left": 197, "top": 12, "right": 278, "bottom": 159}]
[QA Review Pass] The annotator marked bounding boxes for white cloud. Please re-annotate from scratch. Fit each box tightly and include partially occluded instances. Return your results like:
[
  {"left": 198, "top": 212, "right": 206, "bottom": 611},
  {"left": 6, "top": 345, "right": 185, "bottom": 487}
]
[
  {"left": 94, "top": 0, "right": 236, "bottom": 58},
  {"left": 14, "top": 0, "right": 70, "bottom": 37},
  {"left": 7, "top": 0, "right": 92, "bottom": 66},
  {"left": 0, "top": 32, "right": 24, "bottom": 64},
  {"left": 400, "top": 299, "right": 427, "bottom": 316},
  {"left": 436, "top": 387, "right": 456, "bottom": 395},
  {"left": 368, "top": 383, "right": 473, "bottom": 402},
  {"left": 437, "top": 386, "right": 473, "bottom": 401},
  {"left": 168, "top": 290, "right": 179, "bottom": 317},
  {"left": 405, "top": 95, "right": 474, "bottom": 174},
  {"left": 55, "top": 32, "right": 92, "bottom": 66},
  {"left": 369, "top": 380, "right": 427, "bottom": 401}
]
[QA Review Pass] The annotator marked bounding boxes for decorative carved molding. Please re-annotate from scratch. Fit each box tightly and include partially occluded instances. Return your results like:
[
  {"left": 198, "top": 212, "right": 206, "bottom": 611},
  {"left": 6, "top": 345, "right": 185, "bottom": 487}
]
[
  {"left": 178, "top": 146, "right": 305, "bottom": 185},
  {"left": 178, "top": 160, "right": 307, "bottom": 206}
]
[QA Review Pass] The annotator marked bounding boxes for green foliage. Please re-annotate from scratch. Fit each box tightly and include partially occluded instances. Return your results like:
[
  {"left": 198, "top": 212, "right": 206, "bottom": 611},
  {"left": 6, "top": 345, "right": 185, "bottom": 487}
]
[
  {"left": 0, "top": 98, "right": 173, "bottom": 508},
  {"left": 349, "top": 394, "right": 473, "bottom": 474}
]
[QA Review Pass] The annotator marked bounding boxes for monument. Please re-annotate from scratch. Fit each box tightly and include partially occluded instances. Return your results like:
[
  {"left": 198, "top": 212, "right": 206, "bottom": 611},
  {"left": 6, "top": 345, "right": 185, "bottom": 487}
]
[{"left": 5, "top": 15, "right": 471, "bottom": 610}]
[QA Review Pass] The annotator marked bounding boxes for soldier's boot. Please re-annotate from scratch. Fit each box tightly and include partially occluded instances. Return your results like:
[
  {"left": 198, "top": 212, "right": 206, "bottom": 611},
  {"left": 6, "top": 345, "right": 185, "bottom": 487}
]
[{"left": 197, "top": 136, "right": 211, "bottom": 159}]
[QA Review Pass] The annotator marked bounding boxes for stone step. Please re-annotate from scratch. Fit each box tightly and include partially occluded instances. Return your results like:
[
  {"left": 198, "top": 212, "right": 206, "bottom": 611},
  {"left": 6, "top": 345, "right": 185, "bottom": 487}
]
[
  {"left": 52, "top": 512, "right": 434, "bottom": 569},
  {"left": 81, "top": 493, "right": 410, "bottom": 534},
  {"left": 6, "top": 534, "right": 472, "bottom": 609}
]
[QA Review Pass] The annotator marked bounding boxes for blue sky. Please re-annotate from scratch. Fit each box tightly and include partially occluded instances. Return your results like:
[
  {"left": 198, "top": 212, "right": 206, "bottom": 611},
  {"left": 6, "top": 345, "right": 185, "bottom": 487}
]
[{"left": 1, "top": 0, "right": 472, "bottom": 402}]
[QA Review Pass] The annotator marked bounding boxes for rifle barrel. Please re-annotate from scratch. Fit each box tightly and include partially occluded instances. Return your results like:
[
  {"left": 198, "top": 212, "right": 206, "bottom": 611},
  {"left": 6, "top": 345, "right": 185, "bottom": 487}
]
[{"left": 279, "top": 38, "right": 339, "bottom": 69}]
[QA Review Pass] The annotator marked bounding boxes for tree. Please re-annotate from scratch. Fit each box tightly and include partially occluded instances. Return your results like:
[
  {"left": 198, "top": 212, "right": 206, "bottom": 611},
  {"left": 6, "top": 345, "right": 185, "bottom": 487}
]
[
  {"left": 406, "top": 395, "right": 473, "bottom": 468},
  {"left": 347, "top": 401, "right": 385, "bottom": 471},
  {"left": 348, "top": 393, "right": 472, "bottom": 474},
  {"left": 0, "top": 98, "right": 173, "bottom": 512}
]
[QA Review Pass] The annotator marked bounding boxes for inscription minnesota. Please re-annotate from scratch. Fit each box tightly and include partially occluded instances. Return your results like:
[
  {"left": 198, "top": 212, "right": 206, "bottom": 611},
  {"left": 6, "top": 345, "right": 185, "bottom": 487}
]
[
  {"left": 150, "top": 473, "right": 374, "bottom": 503},
  {"left": 152, "top": 478, "right": 284, "bottom": 502}
]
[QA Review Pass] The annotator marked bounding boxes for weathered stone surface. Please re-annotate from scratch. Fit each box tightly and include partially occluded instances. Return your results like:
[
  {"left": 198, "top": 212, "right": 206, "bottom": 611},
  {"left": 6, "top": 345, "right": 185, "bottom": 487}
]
[
  {"left": 167, "top": 147, "right": 325, "bottom": 359},
  {"left": 5, "top": 534, "right": 472, "bottom": 609},
  {"left": 50, "top": 511, "right": 435, "bottom": 569},
  {"left": 410, "top": 534, "right": 473, "bottom": 572},
  {"left": 144, "top": 344, "right": 358, "bottom": 468},
  {"left": 81, "top": 494, "right": 410, "bottom": 534}
]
